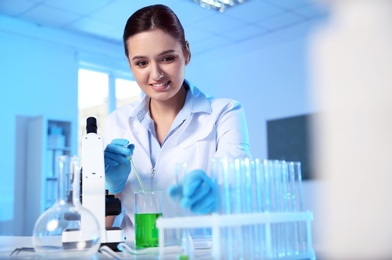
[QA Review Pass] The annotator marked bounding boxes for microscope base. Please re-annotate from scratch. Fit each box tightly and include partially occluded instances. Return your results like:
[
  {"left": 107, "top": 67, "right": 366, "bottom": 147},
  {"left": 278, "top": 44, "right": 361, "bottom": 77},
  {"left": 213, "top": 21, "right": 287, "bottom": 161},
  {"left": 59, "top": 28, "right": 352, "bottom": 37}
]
[
  {"left": 102, "top": 227, "right": 125, "bottom": 251},
  {"left": 62, "top": 227, "right": 125, "bottom": 251}
]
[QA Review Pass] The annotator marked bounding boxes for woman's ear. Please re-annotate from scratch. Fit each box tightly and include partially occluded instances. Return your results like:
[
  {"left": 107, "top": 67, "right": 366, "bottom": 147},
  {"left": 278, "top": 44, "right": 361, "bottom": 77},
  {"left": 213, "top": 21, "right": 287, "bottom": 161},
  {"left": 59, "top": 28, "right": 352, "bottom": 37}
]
[{"left": 185, "top": 41, "right": 191, "bottom": 65}]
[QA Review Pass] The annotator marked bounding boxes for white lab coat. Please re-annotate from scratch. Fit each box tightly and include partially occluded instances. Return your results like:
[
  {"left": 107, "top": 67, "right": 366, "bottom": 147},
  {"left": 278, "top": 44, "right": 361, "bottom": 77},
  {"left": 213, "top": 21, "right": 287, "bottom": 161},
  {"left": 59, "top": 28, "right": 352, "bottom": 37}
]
[{"left": 103, "top": 81, "right": 251, "bottom": 241}]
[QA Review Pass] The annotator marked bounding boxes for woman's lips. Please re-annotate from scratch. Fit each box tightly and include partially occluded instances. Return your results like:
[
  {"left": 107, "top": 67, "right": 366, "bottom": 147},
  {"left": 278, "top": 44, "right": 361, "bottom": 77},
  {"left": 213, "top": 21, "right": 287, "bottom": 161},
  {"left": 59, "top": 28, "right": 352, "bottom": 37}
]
[{"left": 150, "top": 81, "right": 170, "bottom": 91}]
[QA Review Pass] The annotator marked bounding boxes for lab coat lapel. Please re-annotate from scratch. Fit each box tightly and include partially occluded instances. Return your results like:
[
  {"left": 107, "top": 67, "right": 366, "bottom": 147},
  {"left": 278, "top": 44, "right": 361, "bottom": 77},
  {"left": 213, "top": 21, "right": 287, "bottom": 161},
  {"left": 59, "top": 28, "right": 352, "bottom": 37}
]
[
  {"left": 179, "top": 113, "right": 215, "bottom": 149},
  {"left": 128, "top": 117, "right": 150, "bottom": 159},
  {"left": 161, "top": 114, "right": 193, "bottom": 151}
]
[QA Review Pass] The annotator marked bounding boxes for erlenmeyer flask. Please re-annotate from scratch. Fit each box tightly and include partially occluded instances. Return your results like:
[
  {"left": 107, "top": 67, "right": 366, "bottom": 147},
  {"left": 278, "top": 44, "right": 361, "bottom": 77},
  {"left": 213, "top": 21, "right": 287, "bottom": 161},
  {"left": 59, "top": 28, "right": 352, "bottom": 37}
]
[{"left": 32, "top": 155, "right": 101, "bottom": 258}]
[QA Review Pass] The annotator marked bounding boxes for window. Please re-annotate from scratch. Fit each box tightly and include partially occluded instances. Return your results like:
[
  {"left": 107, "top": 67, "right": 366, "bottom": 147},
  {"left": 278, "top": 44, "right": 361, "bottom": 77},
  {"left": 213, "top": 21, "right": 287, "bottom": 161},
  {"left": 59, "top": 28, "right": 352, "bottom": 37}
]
[
  {"left": 78, "top": 68, "right": 141, "bottom": 153},
  {"left": 78, "top": 69, "right": 108, "bottom": 141},
  {"left": 116, "top": 78, "right": 142, "bottom": 108}
]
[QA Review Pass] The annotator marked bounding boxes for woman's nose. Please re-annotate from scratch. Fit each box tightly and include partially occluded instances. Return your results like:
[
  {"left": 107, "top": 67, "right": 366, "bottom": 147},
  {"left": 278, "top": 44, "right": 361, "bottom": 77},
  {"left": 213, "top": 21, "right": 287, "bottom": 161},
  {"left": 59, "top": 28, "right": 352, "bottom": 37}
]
[{"left": 151, "top": 64, "right": 164, "bottom": 81}]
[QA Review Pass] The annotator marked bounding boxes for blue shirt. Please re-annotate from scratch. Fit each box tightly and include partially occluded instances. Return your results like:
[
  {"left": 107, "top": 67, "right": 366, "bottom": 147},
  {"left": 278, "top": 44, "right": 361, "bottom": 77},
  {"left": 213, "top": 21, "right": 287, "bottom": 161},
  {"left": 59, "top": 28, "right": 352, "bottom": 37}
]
[{"left": 138, "top": 85, "right": 196, "bottom": 167}]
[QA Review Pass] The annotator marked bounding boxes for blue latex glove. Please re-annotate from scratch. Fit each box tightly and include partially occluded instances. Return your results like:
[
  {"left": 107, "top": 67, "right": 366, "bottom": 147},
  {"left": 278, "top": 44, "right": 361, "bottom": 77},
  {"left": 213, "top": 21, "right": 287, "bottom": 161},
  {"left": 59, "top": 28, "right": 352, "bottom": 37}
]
[
  {"left": 168, "top": 169, "right": 219, "bottom": 214},
  {"left": 104, "top": 138, "right": 134, "bottom": 194}
]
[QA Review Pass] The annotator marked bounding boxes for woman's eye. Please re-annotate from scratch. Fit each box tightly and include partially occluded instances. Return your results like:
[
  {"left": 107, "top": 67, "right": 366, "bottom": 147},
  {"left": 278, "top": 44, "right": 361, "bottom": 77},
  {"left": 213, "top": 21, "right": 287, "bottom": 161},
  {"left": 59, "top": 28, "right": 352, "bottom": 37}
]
[
  {"left": 162, "top": 56, "right": 175, "bottom": 62},
  {"left": 135, "top": 61, "right": 148, "bottom": 67}
]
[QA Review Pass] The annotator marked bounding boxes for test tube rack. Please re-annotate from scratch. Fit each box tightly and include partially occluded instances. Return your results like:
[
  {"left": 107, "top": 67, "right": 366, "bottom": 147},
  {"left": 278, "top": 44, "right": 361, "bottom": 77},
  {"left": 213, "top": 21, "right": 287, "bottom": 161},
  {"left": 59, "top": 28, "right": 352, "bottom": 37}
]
[{"left": 156, "top": 211, "right": 315, "bottom": 259}]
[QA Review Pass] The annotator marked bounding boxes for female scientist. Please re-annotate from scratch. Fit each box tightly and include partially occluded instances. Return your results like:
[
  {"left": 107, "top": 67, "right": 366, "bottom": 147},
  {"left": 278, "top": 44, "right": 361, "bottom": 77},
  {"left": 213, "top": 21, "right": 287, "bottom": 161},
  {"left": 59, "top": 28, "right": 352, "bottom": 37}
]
[{"left": 103, "top": 4, "right": 251, "bottom": 239}]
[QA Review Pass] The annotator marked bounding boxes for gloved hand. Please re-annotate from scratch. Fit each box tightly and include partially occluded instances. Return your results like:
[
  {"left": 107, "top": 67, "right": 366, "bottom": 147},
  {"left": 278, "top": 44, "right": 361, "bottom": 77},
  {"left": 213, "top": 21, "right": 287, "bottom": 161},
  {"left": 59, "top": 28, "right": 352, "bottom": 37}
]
[
  {"left": 168, "top": 169, "right": 219, "bottom": 214},
  {"left": 104, "top": 138, "right": 135, "bottom": 194}
]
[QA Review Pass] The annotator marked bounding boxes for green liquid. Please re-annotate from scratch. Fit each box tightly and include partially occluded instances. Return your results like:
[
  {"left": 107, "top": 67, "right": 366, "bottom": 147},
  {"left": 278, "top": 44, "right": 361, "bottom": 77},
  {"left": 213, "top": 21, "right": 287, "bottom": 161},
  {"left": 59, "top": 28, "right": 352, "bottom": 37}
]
[{"left": 135, "top": 213, "right": 162, "bottom": 249}]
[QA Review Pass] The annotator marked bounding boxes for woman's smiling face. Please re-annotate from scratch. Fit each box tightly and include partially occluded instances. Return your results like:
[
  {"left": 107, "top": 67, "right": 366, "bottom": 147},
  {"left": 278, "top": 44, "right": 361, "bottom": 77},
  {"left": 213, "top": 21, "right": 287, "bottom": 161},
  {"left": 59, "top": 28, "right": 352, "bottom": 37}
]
[{"left": 126, "top": 28, "right": 189, "bottom": 103}]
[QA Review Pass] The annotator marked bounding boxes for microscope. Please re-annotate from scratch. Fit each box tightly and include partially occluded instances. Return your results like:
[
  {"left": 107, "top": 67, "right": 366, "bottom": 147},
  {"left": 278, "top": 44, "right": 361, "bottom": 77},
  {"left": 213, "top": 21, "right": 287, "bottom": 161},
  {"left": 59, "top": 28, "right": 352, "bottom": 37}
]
[{"left": 79, "top": 117, "right": 125, "bottom": 249}]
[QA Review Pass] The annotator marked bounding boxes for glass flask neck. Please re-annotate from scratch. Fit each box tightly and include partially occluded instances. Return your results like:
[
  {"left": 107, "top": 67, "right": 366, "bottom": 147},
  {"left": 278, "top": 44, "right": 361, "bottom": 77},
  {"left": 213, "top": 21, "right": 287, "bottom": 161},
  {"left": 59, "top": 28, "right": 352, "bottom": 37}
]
[{"left": 57, "top": 155, "right": 81, "bottom": 205}]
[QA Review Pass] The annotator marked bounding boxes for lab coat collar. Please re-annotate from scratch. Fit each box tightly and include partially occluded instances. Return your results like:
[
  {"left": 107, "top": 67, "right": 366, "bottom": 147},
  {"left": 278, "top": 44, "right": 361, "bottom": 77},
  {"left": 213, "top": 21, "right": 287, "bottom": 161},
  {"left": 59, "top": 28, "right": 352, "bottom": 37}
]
[{"left": 186, "top": 80, "right": 212, "bottom": 115}]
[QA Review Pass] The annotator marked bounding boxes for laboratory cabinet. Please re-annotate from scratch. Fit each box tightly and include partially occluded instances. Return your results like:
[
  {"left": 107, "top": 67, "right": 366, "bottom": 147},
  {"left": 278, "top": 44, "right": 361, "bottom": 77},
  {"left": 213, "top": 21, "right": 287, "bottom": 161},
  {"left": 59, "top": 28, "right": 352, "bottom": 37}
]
[{"left": 25, "top": 115, "right": 76, "bottom": 235}]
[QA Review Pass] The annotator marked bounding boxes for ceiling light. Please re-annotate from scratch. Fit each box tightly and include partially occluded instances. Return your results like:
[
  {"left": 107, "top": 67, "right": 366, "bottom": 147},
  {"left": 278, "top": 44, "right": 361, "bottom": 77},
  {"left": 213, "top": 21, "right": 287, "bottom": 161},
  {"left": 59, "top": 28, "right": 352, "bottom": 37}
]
[{"left": 192, "top": 0, "right": 248, "bottom": 12}]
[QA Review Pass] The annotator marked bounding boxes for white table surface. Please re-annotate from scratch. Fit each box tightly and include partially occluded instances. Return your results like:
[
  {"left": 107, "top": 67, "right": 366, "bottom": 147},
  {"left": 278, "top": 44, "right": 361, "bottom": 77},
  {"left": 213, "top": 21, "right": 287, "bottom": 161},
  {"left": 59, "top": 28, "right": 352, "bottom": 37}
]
[
  {"left": 0, "top": 236, "right": 33, "bottom": 259},
  {"left": 0, "top": 236, "right": 116, "bottom": 259},
  {"left": 0, "top": 236, "right": 179, "bottom": 259}
]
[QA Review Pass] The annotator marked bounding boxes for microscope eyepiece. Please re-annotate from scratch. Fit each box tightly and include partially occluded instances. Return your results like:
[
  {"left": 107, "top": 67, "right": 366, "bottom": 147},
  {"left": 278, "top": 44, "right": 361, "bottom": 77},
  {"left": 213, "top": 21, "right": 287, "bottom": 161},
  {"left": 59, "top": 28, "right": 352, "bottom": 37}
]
[{"left": 86, "top": 117, "right": 97, "bottom": 134}]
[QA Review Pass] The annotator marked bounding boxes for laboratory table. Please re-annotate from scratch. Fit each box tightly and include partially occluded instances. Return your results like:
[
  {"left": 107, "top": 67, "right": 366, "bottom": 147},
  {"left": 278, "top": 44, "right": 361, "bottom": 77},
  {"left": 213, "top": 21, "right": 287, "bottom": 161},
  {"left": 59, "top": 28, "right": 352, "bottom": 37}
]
[
  {"left": 0, "top": 236, "right": 118, "bottom": 259},
  {"left": 0, "top": 236, "right": 184, "bottom": 259}
]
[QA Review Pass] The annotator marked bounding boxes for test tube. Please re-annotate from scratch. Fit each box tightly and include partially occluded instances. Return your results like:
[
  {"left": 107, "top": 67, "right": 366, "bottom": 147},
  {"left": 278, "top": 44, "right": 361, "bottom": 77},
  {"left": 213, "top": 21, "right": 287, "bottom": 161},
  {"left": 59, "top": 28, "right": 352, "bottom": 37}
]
[
  {"left": 253, "top": 159, "right": 266, "bottom": 258},
  {"left": 282, "top": 160, "right": 298, "bottom": 256},
  {"left": 213, "top": 158, "right": 234, "bottom": 259},
  {"left": 253, "top": 159, "right": 264, "bottom": 213},
  {"left": 233, "top": 158, "right": 244, "bottom": 259},
  {"left": 289, "top": 161, "right": 307, "bottom": 254},
  {"left": 174, "top": 162, "right": 194, "bottom": 258},
  {"left": 272, "top": 160, "right": 285, "bottom": 257},
  {"left": 288, "top": 162, "right": 300, "bottom": 255},
  {"left": 241, "top": 158, "right": 255, "bottom": 259},
  {"left": 262, "top": 160, "right": 273, "bottom": 259}
]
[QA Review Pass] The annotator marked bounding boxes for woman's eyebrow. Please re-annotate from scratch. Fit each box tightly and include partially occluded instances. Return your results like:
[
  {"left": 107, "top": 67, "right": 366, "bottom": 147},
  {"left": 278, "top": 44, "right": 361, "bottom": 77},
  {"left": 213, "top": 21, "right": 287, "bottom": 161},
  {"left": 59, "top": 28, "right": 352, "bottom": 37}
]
[
  {"left": 131, "top": 55, "right": 146, "bottom": 61},
  {"left": 159, "top": 49, "right": 177, "bottom": 56},
  {"left": 131, "top": 50, "right": 177, "bottom": 61}
]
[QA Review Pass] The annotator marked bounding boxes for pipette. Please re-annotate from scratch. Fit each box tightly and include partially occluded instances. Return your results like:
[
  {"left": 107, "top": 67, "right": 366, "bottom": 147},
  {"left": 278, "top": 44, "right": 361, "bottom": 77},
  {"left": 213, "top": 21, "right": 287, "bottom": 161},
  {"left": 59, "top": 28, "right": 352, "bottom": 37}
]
[{"left": 127, "top": 156, "right": 145, "bottom": 191}]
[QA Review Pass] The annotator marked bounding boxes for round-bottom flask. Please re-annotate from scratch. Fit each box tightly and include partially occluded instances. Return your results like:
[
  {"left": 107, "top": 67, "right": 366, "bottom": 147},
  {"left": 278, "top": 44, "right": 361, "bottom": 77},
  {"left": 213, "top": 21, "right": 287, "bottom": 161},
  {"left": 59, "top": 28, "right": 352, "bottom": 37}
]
[{"left": 32, "top": 155, "right": 101, "bottom": 258}]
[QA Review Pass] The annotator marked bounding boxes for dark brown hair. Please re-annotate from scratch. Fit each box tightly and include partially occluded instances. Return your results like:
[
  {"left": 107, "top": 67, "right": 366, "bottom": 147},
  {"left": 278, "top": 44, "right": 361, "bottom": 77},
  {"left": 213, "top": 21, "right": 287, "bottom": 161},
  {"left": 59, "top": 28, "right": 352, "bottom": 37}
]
[{"left": 123, "top": 4, "right": 190, "bottom": 63}]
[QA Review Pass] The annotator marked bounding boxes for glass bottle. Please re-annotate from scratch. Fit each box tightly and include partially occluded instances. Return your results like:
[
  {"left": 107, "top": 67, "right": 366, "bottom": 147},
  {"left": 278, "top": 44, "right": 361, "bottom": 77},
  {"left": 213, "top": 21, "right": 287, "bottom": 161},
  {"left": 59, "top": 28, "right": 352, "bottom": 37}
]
[{"left": 32, "top": 155, "right": 101, "bottom": 258}]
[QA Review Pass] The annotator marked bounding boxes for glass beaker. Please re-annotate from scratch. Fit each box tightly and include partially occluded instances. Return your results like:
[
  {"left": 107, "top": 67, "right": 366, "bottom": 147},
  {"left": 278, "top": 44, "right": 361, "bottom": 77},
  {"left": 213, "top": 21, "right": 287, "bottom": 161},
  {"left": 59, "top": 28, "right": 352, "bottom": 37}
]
[
  {"left": 134, "top": 190, "right": 163, "bottom": 249},
  {"left": 32, "top": 155, "right": 101, "bottom": 258}
]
